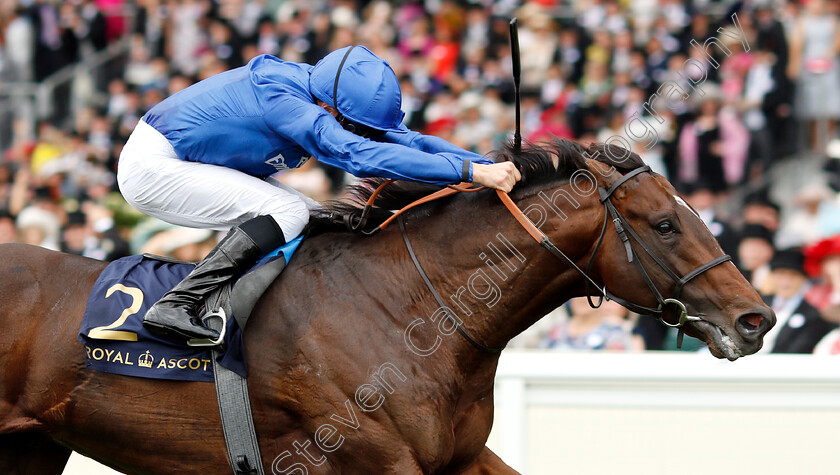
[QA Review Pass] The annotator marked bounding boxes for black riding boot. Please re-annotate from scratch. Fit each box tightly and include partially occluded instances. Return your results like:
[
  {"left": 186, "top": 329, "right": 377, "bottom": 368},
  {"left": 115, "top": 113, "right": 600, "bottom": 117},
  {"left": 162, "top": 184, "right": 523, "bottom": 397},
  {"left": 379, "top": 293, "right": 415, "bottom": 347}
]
[{"left": 143, "top": 215, "right": 286, "bottom": 340}]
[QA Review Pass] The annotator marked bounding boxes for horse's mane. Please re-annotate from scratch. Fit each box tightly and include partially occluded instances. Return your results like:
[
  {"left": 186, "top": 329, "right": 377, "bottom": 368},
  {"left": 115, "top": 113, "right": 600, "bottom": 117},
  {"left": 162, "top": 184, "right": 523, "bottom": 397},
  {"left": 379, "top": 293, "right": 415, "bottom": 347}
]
[{"left": 309, "top": 139, "right": 645, "bottom": 234}]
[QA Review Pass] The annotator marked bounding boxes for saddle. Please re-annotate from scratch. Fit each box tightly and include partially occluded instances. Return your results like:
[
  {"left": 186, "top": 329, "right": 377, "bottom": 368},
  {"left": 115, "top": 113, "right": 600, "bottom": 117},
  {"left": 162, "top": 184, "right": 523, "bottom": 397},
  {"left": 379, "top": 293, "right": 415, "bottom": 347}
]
[{"left": 78, "top": 236, "right": 303, "bottom": 381}]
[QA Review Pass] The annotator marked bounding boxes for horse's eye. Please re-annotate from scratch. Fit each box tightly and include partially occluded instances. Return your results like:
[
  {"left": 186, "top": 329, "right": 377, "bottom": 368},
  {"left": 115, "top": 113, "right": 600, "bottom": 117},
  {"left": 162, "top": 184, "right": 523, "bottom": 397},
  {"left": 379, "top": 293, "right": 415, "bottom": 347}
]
[{"left": 657, "top": 221, "right": 674, "bottom": 236}]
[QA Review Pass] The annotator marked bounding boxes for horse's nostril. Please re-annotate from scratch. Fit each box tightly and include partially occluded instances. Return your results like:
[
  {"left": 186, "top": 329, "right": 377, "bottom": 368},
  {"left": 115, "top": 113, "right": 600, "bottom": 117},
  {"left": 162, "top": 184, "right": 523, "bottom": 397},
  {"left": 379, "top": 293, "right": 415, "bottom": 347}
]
[{"left": 737, "top": 313, "right": 765, "bottom": 333}]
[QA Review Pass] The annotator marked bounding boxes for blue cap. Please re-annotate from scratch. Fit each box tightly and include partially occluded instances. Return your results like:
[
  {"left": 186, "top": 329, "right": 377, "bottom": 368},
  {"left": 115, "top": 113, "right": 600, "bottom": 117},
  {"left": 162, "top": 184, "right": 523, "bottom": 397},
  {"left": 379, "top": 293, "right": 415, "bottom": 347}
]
[{"left": 309, "top": 46, "right": 404, "bottom": 133}]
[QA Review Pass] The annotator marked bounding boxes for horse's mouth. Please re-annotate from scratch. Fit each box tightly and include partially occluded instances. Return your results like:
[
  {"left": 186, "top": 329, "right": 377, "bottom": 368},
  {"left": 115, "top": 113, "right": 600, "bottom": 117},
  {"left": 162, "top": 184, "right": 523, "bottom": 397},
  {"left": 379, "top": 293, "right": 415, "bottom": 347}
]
[{"left": 688, "top": 319, "right": 744, "bottom": 361}]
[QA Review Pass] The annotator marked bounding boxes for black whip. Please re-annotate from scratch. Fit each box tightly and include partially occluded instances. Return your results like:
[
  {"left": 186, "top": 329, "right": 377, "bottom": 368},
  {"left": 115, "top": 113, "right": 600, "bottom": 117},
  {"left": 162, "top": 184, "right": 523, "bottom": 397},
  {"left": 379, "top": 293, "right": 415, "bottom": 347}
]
[{"left": 509, "top": 17, "right": 522, "bottom": 153}]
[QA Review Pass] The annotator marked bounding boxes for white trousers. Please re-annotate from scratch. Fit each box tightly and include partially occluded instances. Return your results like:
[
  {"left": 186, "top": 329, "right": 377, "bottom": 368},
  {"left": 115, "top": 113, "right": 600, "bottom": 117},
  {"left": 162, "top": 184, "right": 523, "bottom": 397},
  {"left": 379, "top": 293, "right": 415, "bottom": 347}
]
[{"left": 117, "top": 120, "right": 319, "bottom": 242}]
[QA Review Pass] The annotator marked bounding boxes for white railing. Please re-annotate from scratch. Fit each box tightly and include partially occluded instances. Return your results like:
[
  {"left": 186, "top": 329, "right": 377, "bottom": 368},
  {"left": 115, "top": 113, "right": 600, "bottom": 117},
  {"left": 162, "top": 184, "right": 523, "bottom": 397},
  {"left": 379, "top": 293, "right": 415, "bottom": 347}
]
[
  {"left": 63, "top": 351, "right": 840, "bottom": 474},
  {"left": 488, "top": 351, "right": 840, "bottom": 475}
]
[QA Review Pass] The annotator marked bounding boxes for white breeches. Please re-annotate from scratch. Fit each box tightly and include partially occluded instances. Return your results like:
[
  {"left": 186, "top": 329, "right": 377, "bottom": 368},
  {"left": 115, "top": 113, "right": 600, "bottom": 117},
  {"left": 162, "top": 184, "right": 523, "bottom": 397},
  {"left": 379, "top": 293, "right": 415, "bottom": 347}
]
[{"left": 117, "top": 120, "right": 319, "bottom": 242}]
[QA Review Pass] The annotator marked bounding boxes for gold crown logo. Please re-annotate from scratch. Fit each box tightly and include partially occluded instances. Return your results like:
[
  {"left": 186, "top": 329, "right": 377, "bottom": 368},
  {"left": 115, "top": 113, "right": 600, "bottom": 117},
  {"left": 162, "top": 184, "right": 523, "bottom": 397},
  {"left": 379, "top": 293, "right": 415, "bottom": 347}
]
[{"left": 138, "top": 350, "right": 154, "bottom": 368}]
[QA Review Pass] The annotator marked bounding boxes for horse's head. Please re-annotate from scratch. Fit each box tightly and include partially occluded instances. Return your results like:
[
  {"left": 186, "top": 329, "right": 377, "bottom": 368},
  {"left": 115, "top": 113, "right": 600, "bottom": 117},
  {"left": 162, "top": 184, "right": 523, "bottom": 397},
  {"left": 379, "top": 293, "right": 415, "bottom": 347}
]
[
  {"left": 575, "top": 143, "right": 775, "bottom": 360},
  {"left": 496, "top": 139, "right": 774, "bottom": 359}
]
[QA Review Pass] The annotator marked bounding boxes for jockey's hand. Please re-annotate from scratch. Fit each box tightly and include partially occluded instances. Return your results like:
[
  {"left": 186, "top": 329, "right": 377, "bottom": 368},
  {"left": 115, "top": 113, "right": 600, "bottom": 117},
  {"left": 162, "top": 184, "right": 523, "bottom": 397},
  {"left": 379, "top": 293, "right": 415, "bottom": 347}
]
[{"left": 472, "top": 162, "right": 521, "bottom": 192}]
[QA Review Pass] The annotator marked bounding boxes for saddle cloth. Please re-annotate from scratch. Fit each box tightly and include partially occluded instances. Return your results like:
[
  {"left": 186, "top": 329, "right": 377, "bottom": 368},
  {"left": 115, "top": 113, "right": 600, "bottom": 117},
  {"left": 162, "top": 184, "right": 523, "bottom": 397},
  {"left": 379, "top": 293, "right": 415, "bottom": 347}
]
[{"left": 77, "top": 236, "right": 303, "bottom": 382}]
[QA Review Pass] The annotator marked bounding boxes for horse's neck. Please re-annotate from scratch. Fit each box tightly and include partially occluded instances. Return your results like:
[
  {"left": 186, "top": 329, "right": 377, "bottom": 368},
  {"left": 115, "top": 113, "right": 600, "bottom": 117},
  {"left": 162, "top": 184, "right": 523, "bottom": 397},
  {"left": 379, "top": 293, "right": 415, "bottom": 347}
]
[
  {"left": 401, "top": 187, "right": 604, "bottom": 362},
  {"left": 261, "top": 187, "right": 603, "bottom": 408}
]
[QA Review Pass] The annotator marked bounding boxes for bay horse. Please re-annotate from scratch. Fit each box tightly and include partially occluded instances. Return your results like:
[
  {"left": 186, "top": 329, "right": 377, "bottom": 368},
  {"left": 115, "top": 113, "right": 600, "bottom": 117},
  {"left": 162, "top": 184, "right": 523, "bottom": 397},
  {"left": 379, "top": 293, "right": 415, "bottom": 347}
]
[{"left": 0, "top": 140, "right": 774, "bottom": 474}]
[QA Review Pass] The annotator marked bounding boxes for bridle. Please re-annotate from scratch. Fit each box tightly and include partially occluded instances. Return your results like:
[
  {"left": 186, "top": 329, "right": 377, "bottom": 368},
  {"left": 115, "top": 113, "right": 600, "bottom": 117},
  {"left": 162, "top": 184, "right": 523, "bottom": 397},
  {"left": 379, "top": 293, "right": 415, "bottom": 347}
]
[
  {"left": 498, "top": 165, "right": 731, "bottom": 334},
  {"left": 338, "top": 164, "right": 731, "bottom": 353},
  {"left": 598, "top": 170, "right": 733, "bottom": 325}
]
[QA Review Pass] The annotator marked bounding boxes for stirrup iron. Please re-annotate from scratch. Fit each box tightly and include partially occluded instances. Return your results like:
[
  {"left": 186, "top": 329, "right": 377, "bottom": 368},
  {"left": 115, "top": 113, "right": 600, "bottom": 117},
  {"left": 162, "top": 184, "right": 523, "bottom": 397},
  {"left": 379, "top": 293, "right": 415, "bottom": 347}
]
[{"left": 188, "top": 308, "right": 227, "bottom": 347}]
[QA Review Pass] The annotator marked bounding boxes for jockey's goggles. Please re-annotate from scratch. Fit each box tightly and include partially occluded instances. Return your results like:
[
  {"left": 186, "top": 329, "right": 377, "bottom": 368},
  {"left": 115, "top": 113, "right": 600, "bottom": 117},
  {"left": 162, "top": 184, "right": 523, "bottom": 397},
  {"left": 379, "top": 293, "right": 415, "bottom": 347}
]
[{"left": 337, "top": 115, "right": 378, "bottom": 139}]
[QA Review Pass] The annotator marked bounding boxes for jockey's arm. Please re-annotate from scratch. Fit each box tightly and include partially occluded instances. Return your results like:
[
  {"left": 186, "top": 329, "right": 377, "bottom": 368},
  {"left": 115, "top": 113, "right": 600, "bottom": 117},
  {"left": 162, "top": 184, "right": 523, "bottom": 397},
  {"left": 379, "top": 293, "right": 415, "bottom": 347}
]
[
  {"left": 274, "top": 101, "right": 519, "bottom": 189},
  {"left": 383, "top": 123, "right": 521, "bottom": 191}
]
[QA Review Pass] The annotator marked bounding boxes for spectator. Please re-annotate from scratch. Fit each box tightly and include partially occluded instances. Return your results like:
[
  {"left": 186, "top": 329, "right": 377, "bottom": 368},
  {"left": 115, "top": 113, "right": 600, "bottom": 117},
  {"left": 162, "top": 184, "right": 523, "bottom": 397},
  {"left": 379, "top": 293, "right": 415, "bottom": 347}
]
[
  {"left": 788, "top": 0, "right": 840, "bottom": 153},
  {"left": 31, "top": 0, "right": 79, "bottom": 82},
  {"left": 530, "top": 105, "right": 575, "bottom": 144},
  {"left": 61, "top": 210, "right": 89, "bottom": 256},
  {"left": 76, "top": 0, "right": 107, "bottom": 54},
  {"left": 16, "top": 203, "right": 61, "bottom": 250},
  {"left": 540, "top": 298, "right": 634, "bottom": 351},
  {"left": 0, "top": 163, "right": 13, "bottom": 211},
  {"left": 518, "top": 10, "right": 558, "bottom": 89},
  {"left": 168, "top": 0, "right": 210, "bottom": 77},
  {"left": 776, "top": 184, "right": 840, "bottom": 248},
  {"left": 813, "top": 322, "right": 840, "bottom": 355},
  {"left": 804, "top": 235, "right": 840, "bottom": 322},
  {"left": 80, "top": 199, "right": 129, "bottom": 261},
  {"left": 555, "top": 26, "right": 585, "bottom": 85},
  {"left": 740, "top": 50, "right": 778, "bottom": 179},
  {"left": 454, "top": 92, "right": 496, "bottom": 154},
  {"left": 811, "top": 235, "right": 840, "bottom": 354},
  {"left": 0, "top": 209, "right": 16, "bottom": 244},
  {"left": 678, "top": 85, "right": 750, "bottom": 191},
  {"left": 736, "top": 223, "right": 775, "bottom": 293},
  {"left": 742, "top": 190, "right": 781, "bottom": 233},
  {"left": 754, "top": 3, "right": 796, "bottom": 160},
  {"left": 139, "top": 225, "right": 216, "bottom": 262},
  {"left": 802, "top": 235, "right": 840, "bottom": 351},
  {"left": 2, "top": 6, "right": 35, "bottom": 82},
  {"left": 760, "top": 248, "right": 835, "bottom": 354}
]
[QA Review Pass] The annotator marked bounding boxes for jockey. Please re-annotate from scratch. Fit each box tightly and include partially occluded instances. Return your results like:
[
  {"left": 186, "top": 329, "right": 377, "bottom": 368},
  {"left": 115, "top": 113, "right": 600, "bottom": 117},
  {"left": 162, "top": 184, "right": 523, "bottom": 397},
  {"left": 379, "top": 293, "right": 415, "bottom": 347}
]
[{"left": 117, "top": 45, "right": 521, "bottom": 342}]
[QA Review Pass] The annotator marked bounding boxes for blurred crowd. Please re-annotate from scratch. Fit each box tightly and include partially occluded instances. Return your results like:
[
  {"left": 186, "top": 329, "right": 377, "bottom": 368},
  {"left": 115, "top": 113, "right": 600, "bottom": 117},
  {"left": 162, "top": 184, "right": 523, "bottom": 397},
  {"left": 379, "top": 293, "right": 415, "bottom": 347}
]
[{"left": 2, "top": 0, "right": 840, "bottom": 354}]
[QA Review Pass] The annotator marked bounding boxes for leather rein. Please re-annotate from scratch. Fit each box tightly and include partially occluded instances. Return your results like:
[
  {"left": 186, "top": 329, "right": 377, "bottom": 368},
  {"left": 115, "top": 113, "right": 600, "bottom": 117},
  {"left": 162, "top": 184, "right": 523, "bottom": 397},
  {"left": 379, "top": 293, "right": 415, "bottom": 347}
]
[{"left": 339, "top": 166, "right": 731, "bottom": 354}]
